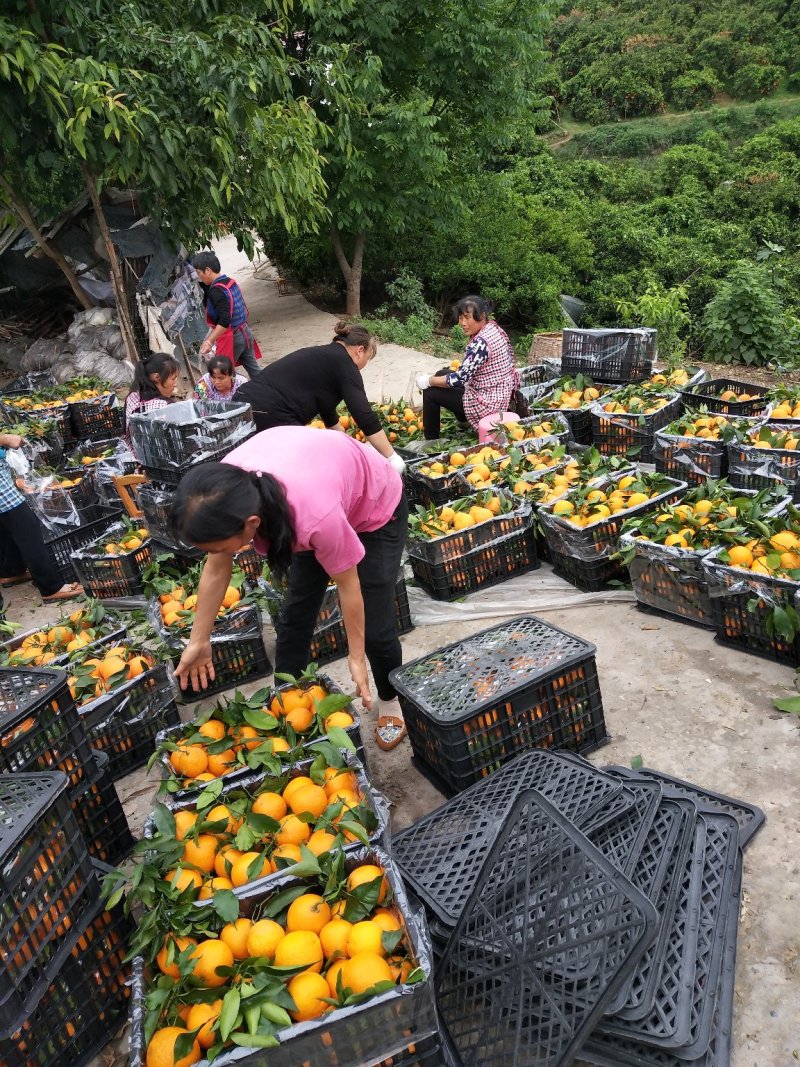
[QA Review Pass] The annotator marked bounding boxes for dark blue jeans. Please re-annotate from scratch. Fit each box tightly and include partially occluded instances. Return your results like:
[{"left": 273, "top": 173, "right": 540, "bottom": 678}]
[
  {"left": 275, "top": 494, "right": 408, "bottom": 699},
  {"left": 234, "top": 324, "right": 260, "bottom": 379}
]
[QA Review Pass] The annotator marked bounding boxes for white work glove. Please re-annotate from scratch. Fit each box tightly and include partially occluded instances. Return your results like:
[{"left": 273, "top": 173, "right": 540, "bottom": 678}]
[
  {"left": 415, "top": 372, "right": 432, "bottom": 391},
  {"left": 388, "top": 451, "right": 406, "bottom": 474}
]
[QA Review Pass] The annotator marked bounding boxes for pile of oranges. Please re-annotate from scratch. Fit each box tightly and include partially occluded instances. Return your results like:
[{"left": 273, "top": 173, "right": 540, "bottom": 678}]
[
  {"left": 144, "top": 860, "right": 417, "bottom": 1065},
  {"left": 600, "top": 389, "right": 673, "bottom": 417},
  {"left": 2, "top": 605, "right": 119, "bottom": 667},
  {"left": 67, "top": 645, "right": 155, "bottom": 704},
  {"left": 715, "top": 386, "right": 762, "bottom": 404},
  {"left": 162, "top": 684, "right": 357, "bottom": 791},
  {"left": 767, "top": 389, "right": 800, "bottom": 419},
  {"left": 538, "top": 376, "right": 601, "bottom": 410},
  {"left": 549, "top": 473, "right": 671, "bottom": 528},
  {"left": 415, "top": 445, "right": 505, "bottom": 481},
  {"left": 651, "top": 368, "right": 691, "bottom": 387},
  {"left": 158, "top": 581, "right": 242, "bottom": 630},
  {"left": 375, "top": 401, "right": 423, "bottom": 445},
  {"left": 153, "top": 758, "right": 377, "bottom": 894},
  {"left": 497, "top": 417, "right": 563, "bottom": 443},
  {"left": 102, "top": 525, "right": 149, "bottom": 555},
  {"left": 663, "top": 412, "right": 733, "bottom": 441},
  {"left": 409, "top": 492, "right": 513, "bottom": 540},
  {"left": 622, "top": 485, "right": 772, "bottom": 553}
]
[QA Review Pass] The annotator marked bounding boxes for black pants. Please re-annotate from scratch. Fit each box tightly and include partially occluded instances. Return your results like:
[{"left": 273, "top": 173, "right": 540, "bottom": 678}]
[
  {"left": 422, "top": 367, "right": 468, "bottom": 439},
  {"left": 275, "top": 494, "right": 409, "bottom": 700},
  {"left": 0, "top": 501, "right": 65, "bottom": 597},
  {"left": 234, "top": 325, "right": 260, "bottom": 379}
]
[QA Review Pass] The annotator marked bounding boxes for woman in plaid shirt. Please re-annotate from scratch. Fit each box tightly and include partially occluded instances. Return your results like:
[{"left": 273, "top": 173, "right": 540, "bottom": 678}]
[{"left": 416, "top": 295, "right": 519, "bottom": 439}]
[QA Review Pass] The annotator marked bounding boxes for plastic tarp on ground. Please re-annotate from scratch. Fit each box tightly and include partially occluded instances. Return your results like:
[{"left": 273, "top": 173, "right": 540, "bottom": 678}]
[{"left": 405, "top": 561, "right": 635, "bottom": 625}]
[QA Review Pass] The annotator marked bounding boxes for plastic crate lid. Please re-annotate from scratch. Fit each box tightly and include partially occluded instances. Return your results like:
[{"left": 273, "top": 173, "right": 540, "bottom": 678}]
[
  {"left": 389, "top": 615, "right": 597, "bottom": 724},
  {"left": 0, "top": 667, "right": 71, "bottom": 734},
  {"left": 393, "top": 750, "right": 627, "bottom": 928},
  {"left": 436, "top": 788, "right": 658, "bottom": 1067},
  {"left": 606, "top": 764, "right": 765, "bottom": 849},
  {"left": 586, "top": 779, "right": 662, "bottom": 877},
  {"left": 0, "top": 771, "right": 69, "bottom": 856}
]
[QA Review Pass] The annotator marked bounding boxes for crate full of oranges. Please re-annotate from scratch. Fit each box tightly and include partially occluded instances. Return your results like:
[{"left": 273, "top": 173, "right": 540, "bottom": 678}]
[
  {"left": 683, "top": 377, "right": 767, "bottom": 417},
  {"left": 122, "top": 846, "right": 436, "bottom": 1067},
  {"left": 727, "top": 423, "right": 800, "bottom": 499},
  {"left": 154, "top": 673, "right": 363, "bottom": 801},
  {"left": 71, "top": 520, "right": 152, "bottom": 599},
  {"left": 1, "top": 601, "right": 125, "bottom": 668}
]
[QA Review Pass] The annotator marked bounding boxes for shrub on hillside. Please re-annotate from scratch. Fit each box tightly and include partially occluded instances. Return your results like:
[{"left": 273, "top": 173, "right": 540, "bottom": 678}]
[
  {"left": 670, "top": 69, "right": 722, "bottom": 111},
  {"left": 702, "top": 260, "right": 797, "bottom": 365},
  {"left": 730, "top": 64, "right": 785, "bottom": 102}
]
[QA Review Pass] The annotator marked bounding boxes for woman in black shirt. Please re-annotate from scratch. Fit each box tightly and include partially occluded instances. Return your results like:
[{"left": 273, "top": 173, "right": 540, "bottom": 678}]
[{"left": 236, "top": 322, "right": 405, "bottom": 471}]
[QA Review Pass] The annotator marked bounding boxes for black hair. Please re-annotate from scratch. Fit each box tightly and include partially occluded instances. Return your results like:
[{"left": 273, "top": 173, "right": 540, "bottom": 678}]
[
  {"left": 170, "top": 462, "right": 296, "bottom": 579},
  {"left": 452, "top": 294, "right": 493, "bottom": 324},
  {"left": 332, "top": 320, "right": 376, "bottom": 354},
  {"left": 125, "top": 353, "right": 178, "bottom": 427},
  {"left": 191, "top": 251, "right": 221, "bottom": 273},
  {"left": 206, "top": 355, "right": 235, "bottom": 377}
]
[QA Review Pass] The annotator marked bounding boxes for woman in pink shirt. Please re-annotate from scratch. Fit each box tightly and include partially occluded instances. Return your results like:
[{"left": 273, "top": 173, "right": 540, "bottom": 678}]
[{"left": 169, "top": 426, "right": 409, "bottom": 749}]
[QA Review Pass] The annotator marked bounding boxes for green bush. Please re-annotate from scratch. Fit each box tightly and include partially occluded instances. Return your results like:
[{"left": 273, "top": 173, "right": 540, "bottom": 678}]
[
  {"left": 730, "top": 64, "right": 784, "bottom": 102},
  {"left": 670, "top": 69, "right": 722, "bottom": 111},
  {"left": 701, "top": 260, "right": 795, "bottom": 365}
]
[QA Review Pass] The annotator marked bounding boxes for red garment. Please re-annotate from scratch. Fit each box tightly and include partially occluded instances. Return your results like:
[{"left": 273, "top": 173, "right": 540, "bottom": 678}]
[{"left": 205, "top": 277, "right": 263, "bottom": 365}]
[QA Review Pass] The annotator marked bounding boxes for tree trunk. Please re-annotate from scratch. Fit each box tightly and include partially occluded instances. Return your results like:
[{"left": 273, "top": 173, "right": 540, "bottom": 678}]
[
  {"left": 81, "top": 165, "right": 139, "bottom": 365},
  {"left": 0, "top": 175, "right": 94, "bottom": 310},
  {"left": 330, "top": 226, "right": 365, "bottom": 318}
]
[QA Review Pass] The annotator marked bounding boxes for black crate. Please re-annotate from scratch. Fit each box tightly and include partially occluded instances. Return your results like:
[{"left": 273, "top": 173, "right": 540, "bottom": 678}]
[
  {"left": 129, "top": 398, "right": 254, "bottom": 486},
  {"left": 728, "top": 429, "right": 800, "bottom": 499},
  {"left": 0, "top": 668, "right": 94, "bottom": 787},
  {"left": 436, "top": 790, "right": 658, "bottom": 1067},
  {"left": 307, "top": 575, "right": 413, "bottom": 666},
  {"left": 0, "top": 772, "right": 99, "bottom": 1033},
  {"left": 389, "top": 616, "right": 608, "bottom": 793},
  {"left": 1, "top": 895, "right": 132, "bottom": 1067},
  {"left": 129, "top": 845, "right": 438, "bottom": 1067},
  {"left": 68, "top": 393, "right": 123, "bottom": 441},
  {"left": 71, "top": 521, "right": 153, "bottom": 599},
  {"left": 393, "top": 750, "right": 627, "bottom": 926},
  {"left": 159, "top": 602, "right": 272, "bottom": 704},
  {"left": 622, "top": 534, "right": 715, "bottom": 628},
  {"left": 703, "top": 549, "right": 800, "bottom": 666},
  {"left": 560, "top": 328, "right": 656, "bottom": 384},
  {"left": 682, "top": 377, "right": 767, "bottom": 416},
  {"left": 77, "top": 663, "right": 180, "bottom": 779},
  {"left": 610, "top": 763, "right": 765, "bottom": 849},
  {"left": 27, "top": 468, "right": 96, "bottom": 512},
  {"left": 592, "top": 393, "right": 682, "bottom": 464},
  {"left": 67, "top": 438, "right": 137, "bottom": 507},
  {"left": 407, "top": 494, "right": 538, "bottom": 602},
  {"left": 19, "top": 421, "right": 65, "bottom": 469},
  {"left": 43, "top": 505, "right": 123, "bottom": 585},
  {"left": 585, "top": 778, "right": 662, "bottom": 877},
  {"left": 530, "top": 399, "right": 594, "bottom": 444},
  {"left": 653, "top": 429, "right": 727, "bottom": 485},
  {"left": 540, "top": 473, "right": 686, "bottom": 592},
  {"left": 403, "top": 443, "right": 498, "bottom": 509},
  {"left": 2, "top": 399, "right": 74, "bottom": 446},
  {"left": 68, "top": 750, "right": 135, "bottom": 865},
  {"left": 594, "top": 809, "right": 740, "bottom": 1057}
]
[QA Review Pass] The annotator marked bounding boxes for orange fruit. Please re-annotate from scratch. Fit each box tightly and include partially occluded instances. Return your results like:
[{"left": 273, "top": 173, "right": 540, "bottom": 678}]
[
  {"left": 198, "top": 876, "right": 234, "bottom": 900},
  {"left": 324, "top": 711, "right": 355, "bottom": 730},
  {"left": 276, "top": 814, "right": 311, "bottom": 847},
  {"left": 264, "top": 736, "right": 291, "bottom": 754},
  {"left": 286, "top": 893, "right": 331, "bottom": 934},
  {"left": 126, "top": 655, "right": 152, "bottom": 679},
  {"left": 221, "top": 586, "right": 241, "bottom": 608},
  {"left": 214, "top": 845, "right": 243, "bottom": 879},
  {"left": 234, "top": 724, "right": 263, "bottom": 751},
  {"left": 271, "top": 843, "right": 303, "bottom": 868},
  {"left": 230, "top": 851, "right": 273, "bottom": 887},
  {"left": 282, "top": 689, "right": 313, "bottom": 713},
  {"left": 323, "top": 767, "right": 357, "bottom": 796},
  {"left": 328, "top": 788, "right": 361, "bottom": 810},
  {"left": 97, "top": 656, "right": 127, "bottom": 681},
  {"left": 206, "top": 748, "right": 237, "bottom": 777},
  {"left": 189, "top": 939, "right": 234, "bottom": 988},
  {"left": 319, "top": 918, "right": 352, "bottom": 960},
  {"left": 347, "top": 920, "right": 386, "bottom": 957},
  {"left": 181, "top": 833, "right": 218, "bottom": 873},
  {"left": 347, "top": 863, "right": 389, "bottom": 904},
  {"left": 169, "top": 744, "right": 208, "bottom": 779},
  {"left": 306, "top": 828, "right": 337, "bottom": 857},
  {"left": 246, "top": 918, "right": 285, "bottom": 959},
  {"left": 219, "top": 917, "right": 254, "bottom": 960},
  {"left": 173, "top": 810, "right": 197, "bottom": 841},
  {"left": 305, "top": 684, "right": 328, "bottom": 706},
  {"left": 371, "top": 908, "right": 402, "bottom": 933},
  {"left": 251, "top": 791, "right": 287, "bottom": 821},
  {"left": 185, "top": 999, "right": 222, "bottom": 1049},
  {"left": 388, "top": 956, "right": 414, "bottom": 983},
  {"left": 287, "top": 782, "right": 328, "bottom": 819},
  {"left": 287, "top": 971, "right": 332, "bottom": 1022},
  {"left": 284, "top": 704, "right": 315, "bottom": 733},
  {"left": 156, "top": 935, "right": 197, "bottom": 979},
  {"left": 273, "top": 930, "right": 323, "bottom": 973},
  {"left": 326, "top": 957, "right": 347, "bottom": 998},
  {"left": 164, "top": 868, "right": 202, "bottom": 894},
  {"left": 340, "top": 952, "right": 393, "bottom": 996},
  {"left": 146, "top": 1026, "right": 200, "bottom": 1067},
  {"left": 197, "top": 719, "right": 226, "bottom": 741},
  {"left": 282, "top": 776, "right": 315, "bottom": 803},
  {"left": 205, "top": 804, "right": 241, "bottom": 834}
]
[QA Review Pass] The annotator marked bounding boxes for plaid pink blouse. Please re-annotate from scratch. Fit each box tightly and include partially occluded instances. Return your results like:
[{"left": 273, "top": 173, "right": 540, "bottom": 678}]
[{"left": 447, "top": 320, "right": 519, "bottom": 426}]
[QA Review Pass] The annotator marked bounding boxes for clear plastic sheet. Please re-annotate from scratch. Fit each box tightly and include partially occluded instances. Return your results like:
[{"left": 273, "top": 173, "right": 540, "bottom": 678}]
[
  {"left": 135, "top": 481, "right": 199, "bottom": 553},
  {"left": 407, "top": 494, "right": 534, "bottom": 565},
  {"left": 702, "top": 546, "right": 800, "bottom": 605},
  {"left": 78, "top": 661, "right": 177, "bottom": 739},
  {"left": 127, "top": 844, "right": 438, "bottom": 1067},
  {"left": 148, "top": 595, "right": 264, "bottom": 649},
  {"left": 539, "top": 474, "right": 686, "bottom": 562},
  {"left": 68, "top": 440, "right": 137, "bottom": 507},
  {"left": 128, "top": 399, "right": 255, "bottom": 473},
  {"left": 652, "top": 429, "right": 725, "bottom": 479},
  {"left": 619, "top": 531, "right": 714, "bottom": 623},
  {"left": 561, "top": 327, "right": 657, "bottom": 375},
  {"left": 727, "top": 435, "right": 800, "bottom": 494},
  {"left": 20, "top": 473, "right": 87, "bottom": 532}
]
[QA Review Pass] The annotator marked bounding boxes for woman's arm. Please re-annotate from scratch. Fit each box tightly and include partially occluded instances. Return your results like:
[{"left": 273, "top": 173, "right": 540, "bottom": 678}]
[
  {"left": 331, "top": 565, "right": 372, "bottom": 712},
  {"left": 173, "top": 552, "right": 234, "bottom": 691}
]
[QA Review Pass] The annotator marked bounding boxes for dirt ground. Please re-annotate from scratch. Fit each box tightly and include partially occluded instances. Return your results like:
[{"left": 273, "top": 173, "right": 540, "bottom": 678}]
[{"left": 9, "top": 239, "right": 799, "bottom": 1065}]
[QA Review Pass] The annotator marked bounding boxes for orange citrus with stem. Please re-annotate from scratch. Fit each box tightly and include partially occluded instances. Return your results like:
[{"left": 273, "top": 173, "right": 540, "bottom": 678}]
[
  {"left": 246, "top": 919, "right": 285, "bottom": 959},
  {"left": 181, "top": 833, "right": 217, "bottom": 873},
  {"left": 186, "top": 1000, "right": 223, "bottom": 1049},
  {"left": 156, "top": 935, "right": 196, "bottom": 979},
  {"left": 347, "top": 864, "right": 389, "bottom": 904},
  {"left": 146, "top": 1026, "right": 200, "bottom": 1067},
  {"left": 285, "top": 704, "right": 315, "bottom": 732},
  {"left": 326, "top": 957, "right": 347, "bottom": 997},
  {"left": 276, "top": 814, "right": 311, "bottom": 847},
  {"left": 197, "top": 719, "right": 226, "bottom": 741},
  {"left": 287, "top": 971, "right": 332, "bottom": 1022},
  {"left": 286, "top": 893, "right": 331, "bottom": 934},
  {"left": 205, "top": 804, "right": 241, "bottom": 834},
  {"left": 219, "top": 918, "right": 254, "bottom": 960},
  {"left": 251, "top": 792, "right": 287, "bottom": 820},
  {"left": 198, "top": 876, "right": 234, "bottom": 900},
  {"left": 189, "top": 939, "right": 234, "bottom": 987},
  {"left": 173, "top": 810, "right": 197, "bottom": 841},
  {"left": 230, "top": 851, "right": 273, "bottom": 887},
  {"left": 271, "top": 843, "right": 303, "bottom": 868},
  {"left": 324, "top": 711, "right": 355, "bottom": 730},
  {"left": 206, "top": 748, "right": 237, "bottom": 777},
  {"left": 282, "top": 776, "right": 314, "bottom": 803},
  {"left": 170, "top": 744, "right": 208, "bottom": 779},
  {"left": 323, "top": 767, "right": 357, "bottom": 796},
  {"left": 347, "top": 920, "right": 386, "bottom": 957},
  {"left": 371, "top": 908, "right": 401, "bottom": 933},
  {"left": 319, "top": 918, "right": 352, "bottom": 960},
  {"left": 287, "top": 783, "right": 328, "bottom": 818},
  {"left": 164, "top": 868, "right": 202, "bottom": 894},
  {"left": 214, "top": 845, "right": 244, "bottom": 879},
  {"left": 340, "top": 952, "right": 393, "bottom": 995},
  {"left": 306, "top": 828, "right": 337, "bottom": 857}
]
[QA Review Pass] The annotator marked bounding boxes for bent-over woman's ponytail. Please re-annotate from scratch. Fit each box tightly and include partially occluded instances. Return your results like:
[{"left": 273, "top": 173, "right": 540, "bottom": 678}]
[{"left": 169, "top": 462, "right": 296, "bottom": 578}]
